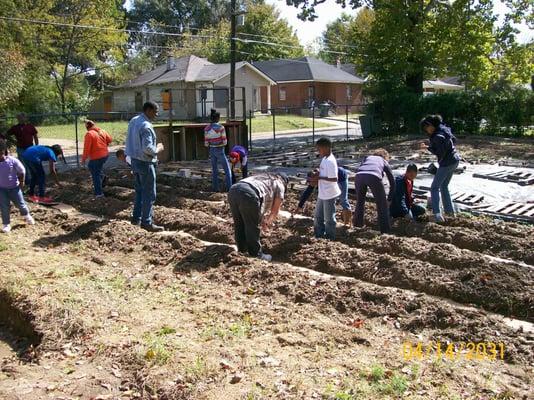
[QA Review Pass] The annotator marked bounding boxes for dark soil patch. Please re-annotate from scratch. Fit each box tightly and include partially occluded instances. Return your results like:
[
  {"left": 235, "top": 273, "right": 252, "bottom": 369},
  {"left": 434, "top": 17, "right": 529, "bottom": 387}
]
[{"left": 206, "top": 259, "right": 533, "bottom": 364}]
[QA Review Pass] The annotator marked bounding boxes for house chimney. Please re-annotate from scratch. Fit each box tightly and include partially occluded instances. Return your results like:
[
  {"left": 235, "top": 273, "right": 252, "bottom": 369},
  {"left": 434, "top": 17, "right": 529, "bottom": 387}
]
[
  {"left": 336, "top": 58, "right": 341, "bottom": 69},
  {"left": 167, "top": 56, "right": 176, "bottom": 71}
]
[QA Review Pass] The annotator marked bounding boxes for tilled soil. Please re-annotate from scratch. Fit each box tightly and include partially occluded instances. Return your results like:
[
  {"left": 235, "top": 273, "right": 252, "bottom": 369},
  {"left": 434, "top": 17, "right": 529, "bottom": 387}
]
[{"left": 1, "top": 166, "right": 532, "bottom": 399}]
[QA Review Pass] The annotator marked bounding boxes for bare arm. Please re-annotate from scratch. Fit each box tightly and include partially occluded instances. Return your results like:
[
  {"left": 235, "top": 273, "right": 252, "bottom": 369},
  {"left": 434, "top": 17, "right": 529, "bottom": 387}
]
[
  {"left": 263, "top": 197, "right": 283, "bottom": 228},
  {"left": 49, "top": 160, "right": 60, "bottom": 186},
  {"left": 17, "top": 173, "right": 25, "bottom": 189}
]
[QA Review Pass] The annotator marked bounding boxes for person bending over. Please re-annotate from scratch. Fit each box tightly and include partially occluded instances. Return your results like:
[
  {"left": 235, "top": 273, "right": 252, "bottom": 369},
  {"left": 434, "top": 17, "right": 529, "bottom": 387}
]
[
  {"left": 229, "top": 144, "right": 248, "bottom": 184},
  {"left": 227, "top": 172, "right": 288, "bottom": 262}
]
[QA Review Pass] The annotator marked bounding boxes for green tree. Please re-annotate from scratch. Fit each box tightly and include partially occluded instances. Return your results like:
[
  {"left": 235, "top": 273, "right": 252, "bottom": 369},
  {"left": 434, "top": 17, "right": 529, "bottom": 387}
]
[
  {"left": 127, "top": 0, "right": 232, "bottom": 59},
  {"left": 0, "top": 50, "right": 26, "bottom": 108},
  {"left": 290, "top": 0, "right": 532, "bottom": 94},
  {"left": 319, "top": 7, "right": 374, "bottom": 67},
  {"left": 173, "top": 2, "right": 303, "bottom": 63},
  {"left": 0, "top": 0, "right": 127, "bottom": 112},
  {"left": 319, "top": 13, "right": 354, "bottom": 64}
]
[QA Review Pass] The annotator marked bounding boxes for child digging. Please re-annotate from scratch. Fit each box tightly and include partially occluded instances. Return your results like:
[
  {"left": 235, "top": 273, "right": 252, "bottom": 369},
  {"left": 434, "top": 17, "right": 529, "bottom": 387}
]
[
  {"left": 0, "top": 140, "right": 35, "bottom": 233},
  {"left": 390, "top": 163, "right": 426, "bottom": 221}
]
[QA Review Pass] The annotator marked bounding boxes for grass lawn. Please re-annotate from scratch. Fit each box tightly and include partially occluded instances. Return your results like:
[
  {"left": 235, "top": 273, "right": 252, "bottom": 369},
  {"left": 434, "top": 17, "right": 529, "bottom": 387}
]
[
  {"left": 37, "top": 121, "right": 130, "bottom": 145},
  {"left": 37, "top": 121, "right": 175, "bottom": 145},
  {"left": 36, "top": 115, "right": 336, "bottom": 143},
  {"left": 251, "top": 114, "right": 335, "bottom": 134}
]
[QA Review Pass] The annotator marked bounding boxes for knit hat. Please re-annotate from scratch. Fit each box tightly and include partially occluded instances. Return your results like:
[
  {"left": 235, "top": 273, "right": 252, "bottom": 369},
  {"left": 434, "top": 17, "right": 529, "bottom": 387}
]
[{"left": 229, "top": 151, "right": 240, "bottom": 163}]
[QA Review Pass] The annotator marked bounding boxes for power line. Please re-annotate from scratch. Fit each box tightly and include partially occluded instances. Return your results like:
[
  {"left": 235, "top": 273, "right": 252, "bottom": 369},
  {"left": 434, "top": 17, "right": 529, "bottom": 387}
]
[
  {"left": 234, "top": 37, "right": 347, "bottom": 55},
  {"left": 0, "top": 16, "right": 214, "bottom": 39},
  {"left": 238, "top": 31, "right": 360, "bottom": 50}
]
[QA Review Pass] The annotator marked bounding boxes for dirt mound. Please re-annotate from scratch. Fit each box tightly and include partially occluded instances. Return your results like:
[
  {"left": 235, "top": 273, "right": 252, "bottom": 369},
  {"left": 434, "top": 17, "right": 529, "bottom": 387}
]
[
  {"left": 206, "top": 260, "right": 533, "bottom": 364},
  {"left": 265, "top": 232, "right": 534, "bottom": 321},
  {"left": 154, "top": 206, "right": 234, "bottom": 244}
]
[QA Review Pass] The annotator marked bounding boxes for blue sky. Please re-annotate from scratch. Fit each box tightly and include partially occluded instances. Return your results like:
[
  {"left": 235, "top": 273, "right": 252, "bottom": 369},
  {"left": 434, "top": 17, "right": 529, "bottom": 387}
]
[{"left": 265, "top": 0, "right": 533, "bottom": 47}]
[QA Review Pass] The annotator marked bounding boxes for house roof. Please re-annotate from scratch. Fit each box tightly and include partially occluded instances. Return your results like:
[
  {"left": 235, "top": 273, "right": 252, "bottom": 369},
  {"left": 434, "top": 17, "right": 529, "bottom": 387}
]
[
  {"left": 118, "top": 55, "right": 213, "bottom": 88},
  {"left": 253, "top": 57, "right": 365, "bottom": 84},
  {"left": 338, "top": 64, "right": 367, "bottom": 81},
  {"left": 118, "top": 56, "right": 275, "bottom": 88},
  {"left": 424, "top": 79, "right": 464, "bottom": 90}
]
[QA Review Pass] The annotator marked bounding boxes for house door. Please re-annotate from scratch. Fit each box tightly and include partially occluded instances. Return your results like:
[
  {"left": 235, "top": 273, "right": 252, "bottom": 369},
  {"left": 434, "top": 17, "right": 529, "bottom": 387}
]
[
  {"left": 135, "top": 92, "right": 143, "bottom": 112},
  {"left": 253, "top": 87, "right": 261, "bottom": 112},
  {"left": 103, "top": 95, "right": 112, "bottom": 119}
]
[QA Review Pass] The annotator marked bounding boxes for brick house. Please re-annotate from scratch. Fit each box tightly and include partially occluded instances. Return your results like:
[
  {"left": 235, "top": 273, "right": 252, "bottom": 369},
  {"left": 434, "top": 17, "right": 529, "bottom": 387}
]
[{"left": 252, "top": 57, "right": 366, "bottom": 113}]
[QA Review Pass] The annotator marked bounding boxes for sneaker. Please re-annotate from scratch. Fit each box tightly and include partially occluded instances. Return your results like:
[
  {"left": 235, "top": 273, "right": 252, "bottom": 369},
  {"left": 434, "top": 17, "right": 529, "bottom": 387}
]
[
  {"left": 95, "top": 194, "right": 105, "bottom": 199},
  {"left": 39, "top": 196, "right": 55, "bottom": 204},
  {"left": 2, "top": 225, "right": 11, "bottom": 233},
  {"left": 24, "top": 215, "right": 35, "bottom": 225},
  {"left": 141, "top": 223, "right": 165, "bottom": 232},
  {"left": 258, "top": 252, "right": 272, "bottom": 262},
  {"left": 433, "top": 213, "right": 445, "bottom": 223},
  {"left": 131, "top": 219, "right": 141, "bottom": 226},
  {"left": 28, "top": 195, "right": 40, "bottom": 203}
]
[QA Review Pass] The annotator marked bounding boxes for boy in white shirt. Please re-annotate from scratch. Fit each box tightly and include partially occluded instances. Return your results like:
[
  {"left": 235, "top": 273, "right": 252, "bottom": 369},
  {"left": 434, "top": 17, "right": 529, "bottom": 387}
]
[{"left": 311, "top": 137, "right": 341, "bottom": 240}]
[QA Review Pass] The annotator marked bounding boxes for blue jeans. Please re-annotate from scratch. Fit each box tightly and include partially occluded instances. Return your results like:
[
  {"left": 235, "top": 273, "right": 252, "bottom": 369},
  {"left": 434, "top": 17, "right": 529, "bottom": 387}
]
[
  {"left": 209, "top": 147, "right": 232, "bottom": 192},
  {"left": 314, "top": 197, "right": 337, "bottom": 240},
  {"left": 25, "top": 160, "right": 46, "bottom": 197},
  {"left": 431, "top": 161, "right": 459, "bottom": 216},
  {"left": 17, "top": 147, "right": 31, "bottom": 185},
  {"left": 337, "top": 176, "right": 351, "bottom": 211},
  {"left": 0, "top": 187, "right": 29, "bottom": 225},
  {"left": 88, "top": 156, "right": 108, "bottom": 196},
  {"left": 131, "top": 159, "right": 157, "bottom": 226}
]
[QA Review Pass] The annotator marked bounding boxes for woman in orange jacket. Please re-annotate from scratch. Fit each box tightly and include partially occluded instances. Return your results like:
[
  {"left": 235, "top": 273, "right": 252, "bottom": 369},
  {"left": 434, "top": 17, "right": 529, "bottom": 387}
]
[{"left": 82, "top": 120, "right": 112, "bottom": 198}]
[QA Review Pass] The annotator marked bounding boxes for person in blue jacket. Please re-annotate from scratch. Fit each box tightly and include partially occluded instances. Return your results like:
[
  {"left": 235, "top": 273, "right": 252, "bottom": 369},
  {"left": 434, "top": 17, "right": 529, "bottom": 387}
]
[
  {"left": 22, "top": 144, "right": 65, "bottom": 203},
  {"left": 229, "top": 145, "right": 248, "bottom": 184},
  {"left": 295, "top": 166, "right": 352, "bottom": 225},
  {"left": 390, "top": 163, "right": 426, "bottom": 221},
  {"left": 420, "top": 115, "right": 461, "bottom": 223}
]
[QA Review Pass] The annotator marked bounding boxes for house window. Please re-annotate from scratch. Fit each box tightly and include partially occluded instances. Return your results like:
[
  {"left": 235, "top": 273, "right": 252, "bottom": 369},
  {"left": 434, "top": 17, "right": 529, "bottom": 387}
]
[
  {"left": 346, "top": 85, "right": 352, "bottom": 100},
  {"left": 161, "top": 90, "right": 172, "bottom": 111},
  {"left": 135, "top": 92, "right": 143, "bottom": 112},
  {"left": 214, "top": 88, "right": 229, "bottom": 108},
  {"left": 279, "top": 87, "right": 287, "bottom": 101}
]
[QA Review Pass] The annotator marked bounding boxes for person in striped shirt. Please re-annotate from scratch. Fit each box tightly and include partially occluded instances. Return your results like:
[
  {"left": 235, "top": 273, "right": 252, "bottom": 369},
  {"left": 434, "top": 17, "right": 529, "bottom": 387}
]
[{"left": 204, "top": 109, "right": 232, "bottom": 192}]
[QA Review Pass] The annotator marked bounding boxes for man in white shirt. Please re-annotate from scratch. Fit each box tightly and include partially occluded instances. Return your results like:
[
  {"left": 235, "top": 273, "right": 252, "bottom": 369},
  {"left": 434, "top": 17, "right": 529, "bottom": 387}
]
[{"left": 311, "top": 137, "right": 341, "bottom": 240}]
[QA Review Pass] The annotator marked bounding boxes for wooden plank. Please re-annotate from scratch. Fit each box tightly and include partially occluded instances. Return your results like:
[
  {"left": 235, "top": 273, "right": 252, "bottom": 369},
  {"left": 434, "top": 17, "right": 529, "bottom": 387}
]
[
  {"left": 470, "top": 195, "right": 484, "bottom": 204},
  {"left": 511, "top": 204, "right": 534, "bottom": 216},
  {"left": 501, "top": 203, "right": 525, "bottom": 214},
  {"left": 486, "top": 203, "right": 513, "bottom": 213},
  {"left": 457, "top": 193, "right": 473, "bottom": 202}
]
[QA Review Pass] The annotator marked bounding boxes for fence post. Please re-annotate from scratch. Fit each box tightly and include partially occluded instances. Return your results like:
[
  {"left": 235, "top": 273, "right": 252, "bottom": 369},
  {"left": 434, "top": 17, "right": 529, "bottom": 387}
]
[
  {"left": 248, "top": 109, "right": 252, "bottom": 151},
  {"left": 346, "top": 104, "right": 349, "bottom": 141},
  {"left": 272, "top": 108, "right": 276, "bottom": 149},
  {"left": 312, "top": 105, "right": 315, "bottom": 144},
  {"left": 74, "top": 113, "right": 80, "bottom": 167}
]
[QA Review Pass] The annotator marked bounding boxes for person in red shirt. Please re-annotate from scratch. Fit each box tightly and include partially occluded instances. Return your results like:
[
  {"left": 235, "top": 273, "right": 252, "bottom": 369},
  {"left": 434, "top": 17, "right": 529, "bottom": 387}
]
[
  {"left": 390, "top": 163, "right": 426, "bottom": 221},
  {"left": 5, "top": 113, "right": 39, "bottom": 185},
  {"left": 82, "top": 120, "right": 112, "bottom": 198}
]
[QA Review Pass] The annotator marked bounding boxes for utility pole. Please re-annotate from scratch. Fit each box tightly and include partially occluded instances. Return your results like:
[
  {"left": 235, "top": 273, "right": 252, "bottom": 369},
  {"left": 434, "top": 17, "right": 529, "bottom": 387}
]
[{"left": 229, "top": 0, "right": 236, "bottom": 120}]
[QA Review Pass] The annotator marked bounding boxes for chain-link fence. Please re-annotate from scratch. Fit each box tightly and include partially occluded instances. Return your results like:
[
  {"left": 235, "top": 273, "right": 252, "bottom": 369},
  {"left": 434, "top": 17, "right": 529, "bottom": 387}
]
[{"left": 247, "top": 102, "right": 369, "bottom": 150}]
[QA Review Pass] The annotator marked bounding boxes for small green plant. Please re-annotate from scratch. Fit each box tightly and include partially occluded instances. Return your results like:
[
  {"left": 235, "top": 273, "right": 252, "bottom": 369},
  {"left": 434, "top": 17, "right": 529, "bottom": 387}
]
[
  {"left": 156, "top": 326, "right": 176, "bottom": 336},
  {"left": 369, "top": 365, "right": 385, "bottom": 382},
  {"left": 0, "top": 240, "right": 8, "bottom": 252},
  {"left": 185, "top": 355, "right": 211, "bottom": 381},
  {"left": 386, "top": 374, "right": 409, "bottom": 396},
  {"left": 140, "top": 330, "right": 177, "bottom": 365}
]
